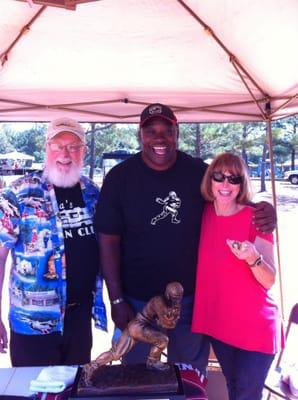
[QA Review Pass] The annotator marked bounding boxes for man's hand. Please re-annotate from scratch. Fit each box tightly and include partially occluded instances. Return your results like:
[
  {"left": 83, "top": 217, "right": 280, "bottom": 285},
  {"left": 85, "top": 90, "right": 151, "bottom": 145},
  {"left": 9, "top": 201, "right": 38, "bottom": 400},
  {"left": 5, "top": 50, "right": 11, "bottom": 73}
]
[
  {"left": 111, "top": 301, "right": 135, "bottom": 331},
  {"left": 253, "top": 201, "right": 277, "bottom": 233},
  {"left": 0, "top": 319, "right": 8, "bottom": 353}
]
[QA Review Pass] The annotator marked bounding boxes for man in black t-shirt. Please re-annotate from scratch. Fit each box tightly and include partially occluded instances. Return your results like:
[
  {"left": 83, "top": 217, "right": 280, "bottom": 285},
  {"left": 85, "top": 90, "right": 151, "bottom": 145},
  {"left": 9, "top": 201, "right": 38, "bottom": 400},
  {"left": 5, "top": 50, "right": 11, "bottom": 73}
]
[{"left": 96, "top": 103, "right": 276, "bottom": 373}]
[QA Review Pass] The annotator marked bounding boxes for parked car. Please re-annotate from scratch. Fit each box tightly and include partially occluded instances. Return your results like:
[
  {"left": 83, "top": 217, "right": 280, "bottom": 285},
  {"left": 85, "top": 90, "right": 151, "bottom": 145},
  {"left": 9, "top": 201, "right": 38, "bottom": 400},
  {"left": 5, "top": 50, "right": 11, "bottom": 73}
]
[
  {"left": 284, "top": 170, "right": 298, "bottom": 185},
  {"left": 101, "top": 149, "right": 136, "bottom": 179}
]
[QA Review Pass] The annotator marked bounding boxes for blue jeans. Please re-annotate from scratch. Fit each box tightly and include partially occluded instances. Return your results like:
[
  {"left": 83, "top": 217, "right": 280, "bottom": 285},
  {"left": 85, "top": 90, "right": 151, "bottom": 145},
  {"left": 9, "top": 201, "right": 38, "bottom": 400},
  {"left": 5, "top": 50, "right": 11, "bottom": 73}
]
[
  {"left": 112, "top": 295, "right": 210, "bottom": 374},
  {"left": 210, "top": 337, "right": 275, "bottom": 400}
]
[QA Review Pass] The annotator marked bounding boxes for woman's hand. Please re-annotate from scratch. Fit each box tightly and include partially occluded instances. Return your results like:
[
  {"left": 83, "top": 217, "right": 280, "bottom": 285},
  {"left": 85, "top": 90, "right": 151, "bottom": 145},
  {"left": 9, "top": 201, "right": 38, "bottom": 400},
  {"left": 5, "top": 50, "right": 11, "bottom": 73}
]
[
  {"left": 226, "top": 238, "right": 276, "bottom": 289},
  {"left": 226, "top": 239, "right": 259, "bottom": 265}
]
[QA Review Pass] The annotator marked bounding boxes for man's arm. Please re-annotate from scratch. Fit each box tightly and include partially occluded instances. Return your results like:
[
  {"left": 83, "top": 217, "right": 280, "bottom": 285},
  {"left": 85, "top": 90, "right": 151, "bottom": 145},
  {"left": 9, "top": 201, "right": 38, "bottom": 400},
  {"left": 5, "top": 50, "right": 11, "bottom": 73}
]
[
  {"left": 99, "top": 233, "right": 135, "bottom": 331},
  {"left": 251, "top": 201, "right": 277, "bottom": 234},
  {"left": 0, "top": 245, "right": 9, "bottom": 354}
]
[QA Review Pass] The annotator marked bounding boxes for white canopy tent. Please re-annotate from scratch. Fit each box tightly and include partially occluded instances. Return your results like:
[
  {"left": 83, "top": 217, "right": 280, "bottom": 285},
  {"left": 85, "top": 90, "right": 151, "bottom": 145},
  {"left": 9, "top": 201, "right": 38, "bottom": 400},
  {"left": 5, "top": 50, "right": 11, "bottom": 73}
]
[
  {"left": 0, "top": 0, "right": 297, "bottom": 123},
  {"left": 0, "top": 151, "right": 34, "bottom": 161},
  {"left": 0, "top": 0, "right": 297, "bottom": 315}
]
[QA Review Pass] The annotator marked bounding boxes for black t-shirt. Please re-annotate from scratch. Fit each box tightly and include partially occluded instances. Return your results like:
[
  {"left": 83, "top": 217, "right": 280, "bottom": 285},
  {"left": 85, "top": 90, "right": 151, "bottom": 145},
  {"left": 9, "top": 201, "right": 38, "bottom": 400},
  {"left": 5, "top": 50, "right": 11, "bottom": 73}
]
[
  {"left": 54, "top": 183, "right": 99, "bottom": 304},
  {"left": 96, "top": 151, "right": 207, "bottom": 300}
]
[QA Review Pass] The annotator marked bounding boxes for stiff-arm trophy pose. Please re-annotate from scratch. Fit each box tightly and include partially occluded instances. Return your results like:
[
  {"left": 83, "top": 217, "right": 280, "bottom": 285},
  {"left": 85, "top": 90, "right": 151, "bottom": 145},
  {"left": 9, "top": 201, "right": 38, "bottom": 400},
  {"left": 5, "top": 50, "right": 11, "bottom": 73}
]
[{"left": 83, "top": 282, "right": 183, "bottom": 384}]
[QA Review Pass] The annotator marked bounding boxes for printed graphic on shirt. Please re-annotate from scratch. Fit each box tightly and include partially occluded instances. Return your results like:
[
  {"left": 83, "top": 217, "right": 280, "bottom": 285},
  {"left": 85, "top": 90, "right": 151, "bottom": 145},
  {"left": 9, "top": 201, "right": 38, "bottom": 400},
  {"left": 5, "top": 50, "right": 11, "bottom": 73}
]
[
  {"left": 43, "top": 252, "right": 65, "bottom": 281},
  {"left": 0, "top": 182, "right": 64, "bottom": 334},
  {"left": 151, "top": 191, "right": 181, "bottom": 225},
  {"left": 18, "top": 316, "right": 59, "bottom": 334},
  {"left": 59, "top": 202, "right": 94, "bottom": 238},
  {"left": 14, "top": 257, "right": 38, "bottom": 280},
  {"left": 0, "top": 194, "right": 19, "bottom": 217},
  {"left": 11, "top": 277, "right": 60, "bottom": 313},
  {"left": 24, "top": 226, "right": 53, "bottom": 255}
]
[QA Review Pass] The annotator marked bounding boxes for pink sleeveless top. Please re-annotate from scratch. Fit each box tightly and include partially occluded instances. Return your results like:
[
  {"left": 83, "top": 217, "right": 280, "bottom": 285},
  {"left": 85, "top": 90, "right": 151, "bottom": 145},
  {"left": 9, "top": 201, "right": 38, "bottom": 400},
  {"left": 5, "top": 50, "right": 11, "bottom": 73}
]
[{"left": 192, "top": 204, "right": 284, "bottom": 354}]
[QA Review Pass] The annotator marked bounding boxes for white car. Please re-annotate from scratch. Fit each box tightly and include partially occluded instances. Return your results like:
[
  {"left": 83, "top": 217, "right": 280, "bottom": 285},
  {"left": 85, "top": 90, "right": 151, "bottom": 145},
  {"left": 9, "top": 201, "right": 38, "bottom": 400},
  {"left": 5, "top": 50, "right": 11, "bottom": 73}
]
[{"left": 284, "top": 170, "right": 298, "bottom": 185}]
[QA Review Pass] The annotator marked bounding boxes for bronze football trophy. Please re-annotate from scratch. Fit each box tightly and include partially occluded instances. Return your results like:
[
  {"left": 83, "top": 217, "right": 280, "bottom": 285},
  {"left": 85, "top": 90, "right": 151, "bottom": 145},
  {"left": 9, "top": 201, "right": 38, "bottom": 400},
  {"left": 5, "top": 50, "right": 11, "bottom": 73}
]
[{"left": 83, "top": 282, "right": 184, "bottom": 386}]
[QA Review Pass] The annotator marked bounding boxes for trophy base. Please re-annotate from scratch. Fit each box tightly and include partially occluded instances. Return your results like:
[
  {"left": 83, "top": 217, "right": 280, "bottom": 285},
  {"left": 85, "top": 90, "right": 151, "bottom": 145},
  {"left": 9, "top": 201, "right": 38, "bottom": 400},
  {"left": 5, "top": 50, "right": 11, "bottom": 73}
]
[{"left": 71, "top": 363, "right": 185, "bottom": 399}]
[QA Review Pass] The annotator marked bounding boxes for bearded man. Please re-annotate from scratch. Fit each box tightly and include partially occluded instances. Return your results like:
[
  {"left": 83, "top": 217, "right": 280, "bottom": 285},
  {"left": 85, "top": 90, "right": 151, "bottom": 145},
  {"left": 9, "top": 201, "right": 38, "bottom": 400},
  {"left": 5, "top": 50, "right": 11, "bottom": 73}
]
[{"left": 0, "top": 117, "right": 106, "bottom": 366}]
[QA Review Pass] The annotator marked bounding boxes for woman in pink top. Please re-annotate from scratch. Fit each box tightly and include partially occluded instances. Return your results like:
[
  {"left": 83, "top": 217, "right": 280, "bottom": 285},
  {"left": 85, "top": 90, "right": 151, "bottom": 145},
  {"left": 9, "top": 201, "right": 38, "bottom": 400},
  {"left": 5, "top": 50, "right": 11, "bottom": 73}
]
[{"left": 192, "top": 153, "right": 284, "bottom": 400}]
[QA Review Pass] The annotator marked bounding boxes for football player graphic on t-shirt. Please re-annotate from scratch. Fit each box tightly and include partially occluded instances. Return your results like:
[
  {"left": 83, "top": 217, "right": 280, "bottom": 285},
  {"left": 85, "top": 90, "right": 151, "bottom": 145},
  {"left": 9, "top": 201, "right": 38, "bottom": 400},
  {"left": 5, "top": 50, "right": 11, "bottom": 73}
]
[{"left": 151, "top": 191, "right": 181, "bottom": 225}]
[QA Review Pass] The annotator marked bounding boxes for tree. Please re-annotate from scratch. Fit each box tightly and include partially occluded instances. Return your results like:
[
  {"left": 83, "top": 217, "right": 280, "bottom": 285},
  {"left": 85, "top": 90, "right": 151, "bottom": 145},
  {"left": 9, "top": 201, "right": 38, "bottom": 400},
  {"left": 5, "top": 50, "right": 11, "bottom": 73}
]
[
  {"left": 1, "top": 116, "right": 296, "bottom": 184},
  {"left": 85, "top": 123, "right": 139, "bottom": 168},
  {"left": 10, "top": 123, "right": 47, "bottom": 163},
  {"left": 0, "top": 124, "right": 15, "bottom": 153},
  {"left": 273, "top": 116, "right": 298, "bottom": 169},
  {"left": 86, "top": 123, "right": 114, "bottom": 179}
]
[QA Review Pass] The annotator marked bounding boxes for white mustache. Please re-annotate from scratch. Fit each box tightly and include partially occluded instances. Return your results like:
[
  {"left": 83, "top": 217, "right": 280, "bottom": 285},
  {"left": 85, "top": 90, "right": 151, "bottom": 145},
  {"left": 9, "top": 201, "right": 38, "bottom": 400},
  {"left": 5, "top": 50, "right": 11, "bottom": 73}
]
[
  {"left": 56, "top": 158, "right": 73, "bottom": 164},
  {"left": 43, "top": 160, "right": 82, "bottom": 188}
]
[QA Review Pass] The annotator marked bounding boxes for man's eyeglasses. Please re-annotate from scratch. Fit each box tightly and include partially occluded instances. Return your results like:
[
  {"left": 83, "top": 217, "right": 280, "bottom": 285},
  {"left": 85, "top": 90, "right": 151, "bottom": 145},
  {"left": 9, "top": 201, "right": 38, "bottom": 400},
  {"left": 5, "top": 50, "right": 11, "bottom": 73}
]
[
  {"left": 211, "top": 171, "right": 243, "bottom": 185},
  {"left": 47, "top": 142, "right": 85, "bottom": 153}
]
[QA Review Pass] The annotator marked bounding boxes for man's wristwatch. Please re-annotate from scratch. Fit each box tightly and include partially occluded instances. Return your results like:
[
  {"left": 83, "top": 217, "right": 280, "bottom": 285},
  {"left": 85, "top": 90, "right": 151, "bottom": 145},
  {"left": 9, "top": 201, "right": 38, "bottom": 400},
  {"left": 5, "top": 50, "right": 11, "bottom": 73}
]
[
  {"left": 111, "top": 297, "right": 124, "bottom": 305},
  {"left": 248, "top": 254, "right": 263, "bottom": 268}
]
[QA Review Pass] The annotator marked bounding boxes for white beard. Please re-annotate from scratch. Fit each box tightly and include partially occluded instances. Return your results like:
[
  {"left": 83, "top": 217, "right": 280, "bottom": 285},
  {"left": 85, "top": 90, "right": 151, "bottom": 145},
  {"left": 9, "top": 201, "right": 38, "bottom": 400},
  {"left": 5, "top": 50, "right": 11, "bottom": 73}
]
[{"left": 43, "top": 160, "right": 82, "bottom": 188}]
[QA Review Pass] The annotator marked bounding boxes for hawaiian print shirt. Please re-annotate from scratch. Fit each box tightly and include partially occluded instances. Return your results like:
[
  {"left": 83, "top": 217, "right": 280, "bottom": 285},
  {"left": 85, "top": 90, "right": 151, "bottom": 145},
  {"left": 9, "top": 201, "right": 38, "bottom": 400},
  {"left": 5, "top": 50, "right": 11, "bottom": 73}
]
[{"left": 0, "top": 171, "right": 107, "bottom": 335}]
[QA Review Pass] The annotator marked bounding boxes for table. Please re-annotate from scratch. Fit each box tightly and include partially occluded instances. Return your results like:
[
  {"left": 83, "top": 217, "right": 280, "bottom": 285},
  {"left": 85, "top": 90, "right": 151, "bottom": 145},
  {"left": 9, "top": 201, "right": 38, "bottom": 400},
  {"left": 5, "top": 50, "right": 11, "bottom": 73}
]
[
  {"left": 0, "top": 366, "right": 42, "bottom": 398},
  {"left": 0, "top": 365, "right": 208, "bottom": 400}
]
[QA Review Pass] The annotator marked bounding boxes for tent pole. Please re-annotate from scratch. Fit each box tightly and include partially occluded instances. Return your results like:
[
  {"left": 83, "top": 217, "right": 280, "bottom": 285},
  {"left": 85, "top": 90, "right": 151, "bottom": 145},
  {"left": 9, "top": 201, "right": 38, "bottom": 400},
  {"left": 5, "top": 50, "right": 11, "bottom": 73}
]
[
  {"left": 0, "top": 6, "right": 46, "bottom": 67},
  {"left": 88, "top": 123, "right": 96, "bottom": 180},
  {"left": 266, "top": 105, "right": 284, "bottom": 318}
]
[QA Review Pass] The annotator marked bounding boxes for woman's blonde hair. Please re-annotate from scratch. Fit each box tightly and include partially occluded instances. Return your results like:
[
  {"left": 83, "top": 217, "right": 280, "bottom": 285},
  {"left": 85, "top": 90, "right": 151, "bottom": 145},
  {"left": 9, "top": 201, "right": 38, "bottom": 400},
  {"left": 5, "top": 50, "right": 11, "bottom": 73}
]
[{"left": 201, "top": 152, "right": 253, "bottom": 204}]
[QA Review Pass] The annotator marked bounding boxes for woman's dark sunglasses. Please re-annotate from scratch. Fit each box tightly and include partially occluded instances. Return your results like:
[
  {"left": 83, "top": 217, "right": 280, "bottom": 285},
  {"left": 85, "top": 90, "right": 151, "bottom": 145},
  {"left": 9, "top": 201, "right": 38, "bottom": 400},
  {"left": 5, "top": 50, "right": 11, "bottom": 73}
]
[{"left": 211, "top": 171, "right": 243, "bottom": 185}]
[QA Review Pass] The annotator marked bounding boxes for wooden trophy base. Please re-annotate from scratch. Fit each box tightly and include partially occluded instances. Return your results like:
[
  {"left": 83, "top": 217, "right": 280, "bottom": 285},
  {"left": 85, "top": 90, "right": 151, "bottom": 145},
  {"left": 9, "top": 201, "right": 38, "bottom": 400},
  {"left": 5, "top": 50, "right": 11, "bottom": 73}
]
[{"left": 71, "top": 363, "right": 185, "bottom": 399}]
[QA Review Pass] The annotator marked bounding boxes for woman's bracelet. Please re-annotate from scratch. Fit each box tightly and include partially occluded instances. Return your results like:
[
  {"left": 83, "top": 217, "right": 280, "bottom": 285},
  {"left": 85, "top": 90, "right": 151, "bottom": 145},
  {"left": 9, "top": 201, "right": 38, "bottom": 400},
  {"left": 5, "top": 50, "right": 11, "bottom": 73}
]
[{"left": 248, "top": 254, "right": 263, "bottom": 268}]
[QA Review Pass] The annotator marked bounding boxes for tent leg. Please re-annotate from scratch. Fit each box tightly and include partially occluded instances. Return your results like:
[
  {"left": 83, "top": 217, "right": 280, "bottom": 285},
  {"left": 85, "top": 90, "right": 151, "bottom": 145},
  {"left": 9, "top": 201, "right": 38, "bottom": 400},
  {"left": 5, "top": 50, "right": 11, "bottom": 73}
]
[{"left": 266, "top": 117, "right": 284, "bottom": 318}]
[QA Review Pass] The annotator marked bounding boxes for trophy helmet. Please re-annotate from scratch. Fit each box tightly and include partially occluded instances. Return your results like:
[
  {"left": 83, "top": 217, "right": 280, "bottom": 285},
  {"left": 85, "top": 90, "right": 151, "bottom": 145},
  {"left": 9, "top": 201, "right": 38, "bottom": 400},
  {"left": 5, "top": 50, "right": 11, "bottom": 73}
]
[
  {"left": 168, "top": 191, "right": 177, "bottom": 199},
  {"left": 165, "top": 282, "right": 184, "bottom": 303}
]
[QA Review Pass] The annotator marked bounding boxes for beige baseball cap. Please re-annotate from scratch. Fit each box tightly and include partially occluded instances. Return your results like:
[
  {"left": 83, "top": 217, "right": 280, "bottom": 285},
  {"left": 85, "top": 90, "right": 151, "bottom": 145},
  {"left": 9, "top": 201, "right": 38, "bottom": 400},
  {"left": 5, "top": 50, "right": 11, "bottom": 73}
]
[{"left": 47, "top": 117, "right": 86, "bottom": 143}]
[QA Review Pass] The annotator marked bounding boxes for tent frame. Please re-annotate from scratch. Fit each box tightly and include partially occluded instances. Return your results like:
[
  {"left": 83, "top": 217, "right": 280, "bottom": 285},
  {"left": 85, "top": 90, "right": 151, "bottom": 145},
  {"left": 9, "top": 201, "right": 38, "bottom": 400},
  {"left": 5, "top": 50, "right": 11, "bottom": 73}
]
[
  {"left": 1, "top": 0, "right": 296, "bottom": 315},
  {"left": 0, "top": 1, "right": 297, "bottom": 123}
]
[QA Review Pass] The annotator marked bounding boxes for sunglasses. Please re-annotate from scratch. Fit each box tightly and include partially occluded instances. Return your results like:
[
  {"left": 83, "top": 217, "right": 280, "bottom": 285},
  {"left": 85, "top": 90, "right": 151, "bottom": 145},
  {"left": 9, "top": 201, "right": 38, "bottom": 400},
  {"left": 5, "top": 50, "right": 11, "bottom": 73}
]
[{"left": 211, "top": 171, "right": 243, "bottom": 185}]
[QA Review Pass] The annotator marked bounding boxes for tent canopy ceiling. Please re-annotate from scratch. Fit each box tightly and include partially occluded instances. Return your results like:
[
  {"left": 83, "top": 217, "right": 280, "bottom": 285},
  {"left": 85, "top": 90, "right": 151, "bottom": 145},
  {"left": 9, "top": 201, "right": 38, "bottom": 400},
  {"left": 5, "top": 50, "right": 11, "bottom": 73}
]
[{"left": 0, "top": 0, "right": 297, "bottom": 123}]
